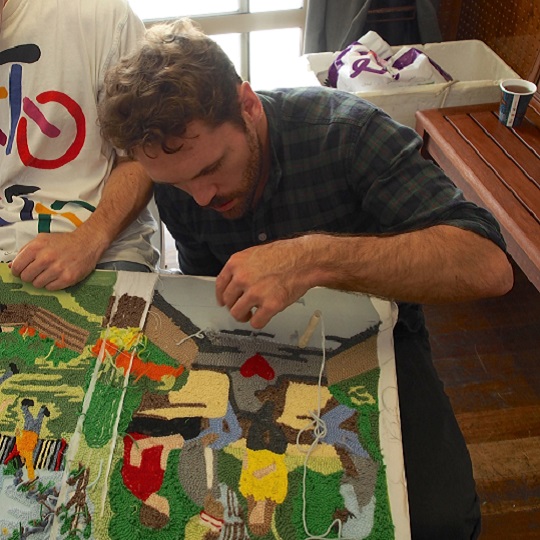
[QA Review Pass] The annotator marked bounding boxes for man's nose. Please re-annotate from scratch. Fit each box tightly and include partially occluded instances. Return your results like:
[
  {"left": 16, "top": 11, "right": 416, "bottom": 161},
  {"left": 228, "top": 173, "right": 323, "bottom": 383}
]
[{"left": 186, "top": 181, "right": 217, "bottom": 207}]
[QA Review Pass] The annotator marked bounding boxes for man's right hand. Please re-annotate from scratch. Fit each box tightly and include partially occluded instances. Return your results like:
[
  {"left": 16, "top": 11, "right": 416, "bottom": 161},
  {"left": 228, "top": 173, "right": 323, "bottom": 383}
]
[
  {"left": 10, "top": 230, "right": 105, "bottom": 290},
  {"left": 215, "top": 237, "right": 322, "bottom": 329}
]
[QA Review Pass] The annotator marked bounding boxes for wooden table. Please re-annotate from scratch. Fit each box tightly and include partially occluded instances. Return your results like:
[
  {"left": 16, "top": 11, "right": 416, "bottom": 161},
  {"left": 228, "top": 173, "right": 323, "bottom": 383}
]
[{"left": 415, "top": 102, "right": 540, "bottom": 291}]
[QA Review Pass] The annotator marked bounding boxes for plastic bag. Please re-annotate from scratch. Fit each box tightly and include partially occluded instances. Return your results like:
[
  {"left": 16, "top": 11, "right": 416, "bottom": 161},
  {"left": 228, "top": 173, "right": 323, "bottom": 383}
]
[{"left": 327, "top": 31, "right": 452, "bottom": 92}]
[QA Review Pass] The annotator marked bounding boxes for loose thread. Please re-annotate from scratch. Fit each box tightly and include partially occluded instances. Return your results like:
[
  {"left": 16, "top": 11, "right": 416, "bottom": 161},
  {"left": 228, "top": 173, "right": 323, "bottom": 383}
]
[
  {"left": 50, "top": 324, "right": 114, "bottom": 538},
  {"left": 123, "top": 432, "right": 142, "bottom": 452},
  {"left": 100, "top": 331, "right": 144, "bottom": 516},
  {"left": 176, "top": 329, "right": 206, "bottom": 346},
  {"left": 87, "top": 460, "right": 103, "bottom": 492},
  {"left": 296, "top": 311, "right": 339, "bottom": 539},
  {"left": 297, "top": 312, "right": 353, "bottom": 540},
  {"left": 42, "top": 343, "right": 56, "bottom": 361},
  {"left": 145, "top": 308, "right": 162, "bottom": 329},
  {"left": 298, "top": 312, "right": 372, "bottom": 540}
]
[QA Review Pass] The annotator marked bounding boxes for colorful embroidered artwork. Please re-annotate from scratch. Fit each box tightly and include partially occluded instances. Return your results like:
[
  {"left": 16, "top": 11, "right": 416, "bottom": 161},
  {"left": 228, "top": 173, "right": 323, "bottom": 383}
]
[{"left": 0, "top": 263, "right": 410, "bottom": 539}]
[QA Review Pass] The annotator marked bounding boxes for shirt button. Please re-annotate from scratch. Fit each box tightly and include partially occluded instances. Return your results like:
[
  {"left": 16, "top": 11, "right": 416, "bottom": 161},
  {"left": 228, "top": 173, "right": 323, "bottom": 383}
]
[{"left": 258, "top": 232, "right": 267, "bottom": 242}]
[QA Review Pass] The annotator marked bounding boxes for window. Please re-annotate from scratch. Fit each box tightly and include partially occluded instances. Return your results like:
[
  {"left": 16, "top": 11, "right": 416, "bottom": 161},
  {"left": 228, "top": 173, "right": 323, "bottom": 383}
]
[{"left": 127, "top": 1, "right": 306, "bottom": 89}]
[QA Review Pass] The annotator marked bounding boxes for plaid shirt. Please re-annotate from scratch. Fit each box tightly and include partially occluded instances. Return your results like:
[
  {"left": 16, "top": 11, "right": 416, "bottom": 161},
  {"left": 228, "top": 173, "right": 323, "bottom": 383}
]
[{"left": 155, "top": 86, "right": 505, "bottom": 281}]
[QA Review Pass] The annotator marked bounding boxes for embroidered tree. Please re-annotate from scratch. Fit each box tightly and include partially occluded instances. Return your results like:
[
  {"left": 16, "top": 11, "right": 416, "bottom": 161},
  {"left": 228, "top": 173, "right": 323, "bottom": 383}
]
[{"left": 57, "top": 464, "right": 92, "bottom": 539}]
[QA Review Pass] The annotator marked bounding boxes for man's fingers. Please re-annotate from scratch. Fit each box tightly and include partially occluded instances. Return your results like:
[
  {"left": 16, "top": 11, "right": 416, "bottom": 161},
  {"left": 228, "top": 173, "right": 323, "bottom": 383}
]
[
  {"left": 12, "top": 251, "right": 84, "bottom": 290},
  {"left": 216, "top": 245, "right": 301, "bottom": 328},
  {"left": 228, "top": 289, "right": 279, "bottom": 329},
  {"left": 249, "top": 306, "right": 274, "bottom": 329},
  {"left": 220, "top": 282, "right": 244, "bottom": 311},
  {"left": 234, "top": 308, "right": 253, "bottom": 324},
  {"left": 225, "top": 289, "right": 254, "bottom": 323},
  {"left": 13, "top": 260, "right": 47, "bottom": 284},
  {"left": 9, "top": 246, "right": 34, "bottom": 277},
  {"left": 44, "top": 277, "right": 68, "bottom": 291},
  {"left": 215, "top": 267, "right": 233, "bottom": 306}
]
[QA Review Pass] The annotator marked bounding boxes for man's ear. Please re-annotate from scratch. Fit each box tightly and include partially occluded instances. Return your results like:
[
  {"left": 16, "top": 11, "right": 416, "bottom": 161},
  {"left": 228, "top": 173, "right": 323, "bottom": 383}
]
[{"left": 239, "top": 81, "right": 263, "bottom": 124}]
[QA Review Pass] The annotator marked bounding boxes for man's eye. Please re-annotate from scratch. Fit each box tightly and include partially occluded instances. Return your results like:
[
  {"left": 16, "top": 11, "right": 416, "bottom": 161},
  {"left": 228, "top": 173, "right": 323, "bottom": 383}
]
[
  {"left": 193, "top": 159, "right": 224, "bottom": 180},
  {"left": 206, "top": 161, "right": 223, "bottom": 175}
]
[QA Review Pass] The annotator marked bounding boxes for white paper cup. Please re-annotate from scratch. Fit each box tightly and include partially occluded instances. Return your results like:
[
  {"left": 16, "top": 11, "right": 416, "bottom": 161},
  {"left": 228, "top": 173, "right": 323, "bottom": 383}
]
[{"left": 499, "top": 79, "right": 537, "bottom": 128}]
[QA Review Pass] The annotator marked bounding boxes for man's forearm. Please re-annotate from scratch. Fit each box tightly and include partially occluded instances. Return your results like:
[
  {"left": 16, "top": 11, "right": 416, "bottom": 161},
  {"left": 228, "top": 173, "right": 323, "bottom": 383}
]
[
  {"left": 302, "top": 225, "right": 513, "bottom": 303},
  {"left": 216, "top": 224, "right": 514, "bottom": 329},
  {"left": 74, "top": 158, "right": 153, "bottom": 259}
]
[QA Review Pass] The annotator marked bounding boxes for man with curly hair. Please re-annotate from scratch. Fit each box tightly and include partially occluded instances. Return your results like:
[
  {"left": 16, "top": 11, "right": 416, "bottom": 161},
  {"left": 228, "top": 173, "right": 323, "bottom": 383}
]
[{"left": 99, "top": 19, "right": 513, "bottom": 539}]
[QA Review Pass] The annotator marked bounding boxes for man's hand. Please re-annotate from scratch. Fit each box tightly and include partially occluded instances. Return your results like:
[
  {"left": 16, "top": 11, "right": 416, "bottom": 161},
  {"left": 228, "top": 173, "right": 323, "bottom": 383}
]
[
  {"left": 215, "top": 227, "right": 513, "bottom": 330},
  {"left": 9, "top": 159, "right": 154, "bottom": 291},
  {"left": 10, "top": 231, "right": 104, "bottom": 290},
  {"left": 215, "top": 239, "right": 318, "bottom": 329}
]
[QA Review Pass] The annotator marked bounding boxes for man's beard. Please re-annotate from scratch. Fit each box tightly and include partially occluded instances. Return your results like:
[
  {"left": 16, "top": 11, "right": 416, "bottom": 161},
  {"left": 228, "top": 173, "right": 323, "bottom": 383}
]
[{"left": 209, "top": 129, "right": 263, "bottom": 220}]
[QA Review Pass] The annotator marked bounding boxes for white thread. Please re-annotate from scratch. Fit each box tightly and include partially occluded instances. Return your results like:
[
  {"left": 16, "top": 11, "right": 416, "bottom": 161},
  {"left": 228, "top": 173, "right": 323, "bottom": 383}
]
[
  {"left": 297, "top": 312, "right": 364, "bottom": 540},
  {"left": 50, "top": 325, "right": 113, "bottom": 538},
  {"left": 50, "top": 272, "right": 158, "bottom": 536},
  {"left": 176, "top": 329, "right": 206, "bottom": 346},
  {"left": 100, "top": 333, "right": 143, "bottom": 516},
  {"left": 87, "top": 459, "right": 103, "bottom": 491},
  {"left": 145, "top": 308, "right": 162, "bottom": 329},
  {"left": 296, "top": 312, "right": 342, "bottom": 539}
]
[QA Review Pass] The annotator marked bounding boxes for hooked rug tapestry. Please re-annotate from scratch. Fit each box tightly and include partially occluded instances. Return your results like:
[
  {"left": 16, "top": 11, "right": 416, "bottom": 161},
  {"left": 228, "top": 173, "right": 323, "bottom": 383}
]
[{"left": 0, "top": 264, "right": 410, "bottom": 539}]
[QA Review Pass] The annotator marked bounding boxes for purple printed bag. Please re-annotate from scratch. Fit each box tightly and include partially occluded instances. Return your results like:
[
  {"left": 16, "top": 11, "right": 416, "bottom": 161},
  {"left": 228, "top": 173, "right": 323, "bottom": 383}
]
[{"left": 328, "top": 32, "right": 452, "bottom": 92}]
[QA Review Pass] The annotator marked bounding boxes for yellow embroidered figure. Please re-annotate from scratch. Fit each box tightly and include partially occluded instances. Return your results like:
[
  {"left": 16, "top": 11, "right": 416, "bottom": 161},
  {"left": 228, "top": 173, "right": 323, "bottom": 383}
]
[{"left": 12, "top": 398, "right": 50, "bottom": 481}]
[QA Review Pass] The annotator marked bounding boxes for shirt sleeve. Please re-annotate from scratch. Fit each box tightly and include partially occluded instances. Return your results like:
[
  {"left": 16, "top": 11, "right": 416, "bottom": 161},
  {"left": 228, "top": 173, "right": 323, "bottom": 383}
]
[
  {"left": 346, "top": 109, "right": 507, "bottom": 252},
  {"left": 96, "top": 1, "right": 146, "bottom": 105}
]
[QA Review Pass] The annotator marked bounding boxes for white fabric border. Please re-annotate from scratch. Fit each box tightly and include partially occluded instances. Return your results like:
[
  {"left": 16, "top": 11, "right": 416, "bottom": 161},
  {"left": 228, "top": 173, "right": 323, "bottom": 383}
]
[{"left": 371, "top": 298, "right": 411, "bottom": 539}]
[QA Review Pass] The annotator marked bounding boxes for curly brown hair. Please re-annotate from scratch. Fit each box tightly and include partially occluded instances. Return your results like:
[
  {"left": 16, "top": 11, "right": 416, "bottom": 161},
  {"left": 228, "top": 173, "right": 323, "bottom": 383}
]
[{"left": 99, "top": 18, "right": 244, "bottom": 157}]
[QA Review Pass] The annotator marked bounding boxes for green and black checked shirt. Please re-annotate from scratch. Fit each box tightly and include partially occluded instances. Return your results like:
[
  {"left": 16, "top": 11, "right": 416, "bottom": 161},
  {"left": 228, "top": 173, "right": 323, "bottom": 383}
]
[{"left": 155, "top": 86, "right": 505, "bottom": 282}]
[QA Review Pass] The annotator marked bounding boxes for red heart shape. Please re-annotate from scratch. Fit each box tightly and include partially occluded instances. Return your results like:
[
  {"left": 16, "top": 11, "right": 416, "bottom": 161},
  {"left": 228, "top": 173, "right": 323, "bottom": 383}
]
[{"left": 240, "top": 353, "right": 275, "bottom": 381}]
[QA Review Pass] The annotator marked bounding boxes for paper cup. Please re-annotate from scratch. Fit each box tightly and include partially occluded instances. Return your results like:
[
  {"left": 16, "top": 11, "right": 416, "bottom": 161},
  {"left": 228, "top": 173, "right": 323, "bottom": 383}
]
[{"left": 499, "top": 79, "right": 537, "bottom": 128}]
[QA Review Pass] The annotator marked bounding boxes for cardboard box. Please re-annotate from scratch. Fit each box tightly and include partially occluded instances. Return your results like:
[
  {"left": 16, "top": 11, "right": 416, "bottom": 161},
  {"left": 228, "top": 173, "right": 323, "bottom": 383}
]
[{"left": 294, "top": 40, "right": 521, "bottom": 128}]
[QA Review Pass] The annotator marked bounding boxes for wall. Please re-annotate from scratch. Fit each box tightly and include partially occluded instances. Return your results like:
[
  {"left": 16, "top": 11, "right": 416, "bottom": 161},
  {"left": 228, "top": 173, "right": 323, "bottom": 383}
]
[{"left": 438, "top": 0, "right": 540, "bottom": 83}]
